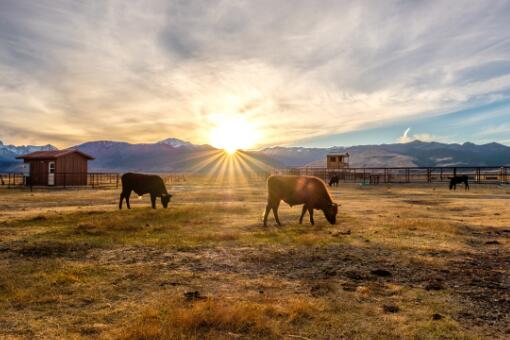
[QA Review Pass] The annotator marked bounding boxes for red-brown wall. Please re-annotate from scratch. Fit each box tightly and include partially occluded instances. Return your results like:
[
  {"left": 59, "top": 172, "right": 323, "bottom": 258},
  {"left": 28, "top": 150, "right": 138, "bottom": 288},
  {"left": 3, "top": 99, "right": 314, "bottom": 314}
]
[
  {"left": 25, "top": 153, "right": 89, "bottom": 186},
  {"left": 55, "top": 153, "right": 88, "bottom": 186},
  {"left": 28, "top": 159, "right": 50, "bottom": 185}
]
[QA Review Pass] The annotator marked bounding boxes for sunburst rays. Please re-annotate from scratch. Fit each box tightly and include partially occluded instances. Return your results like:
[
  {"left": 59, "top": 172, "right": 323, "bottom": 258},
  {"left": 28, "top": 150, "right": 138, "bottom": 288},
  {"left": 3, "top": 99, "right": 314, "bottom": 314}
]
[{"left": 184, "top": 149, "right": 274, "bottom": 183}]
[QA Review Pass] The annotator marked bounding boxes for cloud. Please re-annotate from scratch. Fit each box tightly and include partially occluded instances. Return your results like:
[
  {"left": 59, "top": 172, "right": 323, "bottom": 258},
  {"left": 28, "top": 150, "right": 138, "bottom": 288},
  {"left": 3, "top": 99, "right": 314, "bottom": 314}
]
[
  {"left": 397, "top": 128, "right": 448, "bottom": 143},
  {"left": 398, "top": 128, "right": 412, "bottom": 143},
  {"left": 413, "top": 133, "right": 442, "bottom": 142},
  {"left": 1, "top": 1, "right": 510, "bottom": 147}
]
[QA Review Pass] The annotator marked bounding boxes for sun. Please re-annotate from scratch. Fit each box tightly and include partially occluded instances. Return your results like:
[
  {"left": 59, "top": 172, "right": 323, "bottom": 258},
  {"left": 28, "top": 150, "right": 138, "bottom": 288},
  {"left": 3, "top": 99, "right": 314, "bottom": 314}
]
[{"left": 209, "top": 117, "right": 259, "bottom": 154}]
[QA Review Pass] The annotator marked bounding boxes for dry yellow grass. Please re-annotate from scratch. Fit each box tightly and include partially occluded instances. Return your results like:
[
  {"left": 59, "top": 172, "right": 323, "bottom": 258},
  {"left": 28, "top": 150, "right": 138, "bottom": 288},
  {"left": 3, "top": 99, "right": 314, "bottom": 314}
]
[{"left": 0, "top": 182, "right": 509, "bottom": 339}]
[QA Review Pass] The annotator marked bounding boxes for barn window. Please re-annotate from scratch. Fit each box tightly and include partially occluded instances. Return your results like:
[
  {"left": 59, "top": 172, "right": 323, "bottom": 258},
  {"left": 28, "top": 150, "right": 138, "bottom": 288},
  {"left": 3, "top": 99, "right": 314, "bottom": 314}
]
[{"left": 329, "top": 156, "right": 337, "bottom": 162}]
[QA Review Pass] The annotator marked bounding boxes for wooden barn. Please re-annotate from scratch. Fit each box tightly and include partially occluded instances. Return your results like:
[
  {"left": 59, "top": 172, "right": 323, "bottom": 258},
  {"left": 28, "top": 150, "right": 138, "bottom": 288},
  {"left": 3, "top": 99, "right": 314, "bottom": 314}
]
[
  {"left": 326, "top": 152, "right": 350, "bottom": 169},
  {"left": 16, "top": 150, "right": 94, "bottom": 186}
]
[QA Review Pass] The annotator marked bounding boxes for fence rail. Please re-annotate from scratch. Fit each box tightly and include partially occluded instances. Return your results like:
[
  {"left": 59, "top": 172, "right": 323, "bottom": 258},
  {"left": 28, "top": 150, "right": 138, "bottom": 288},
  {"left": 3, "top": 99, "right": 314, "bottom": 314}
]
[
  {"left": 0, "top": 172, "right": 120, "bottom": 188},
  {"left": 0, "top": 171, "right": 272, "bottom": 188},
  {"left": 2, "top": 167, "right": 509, "bottom": 188},
  {"left": 273, "top": 166, "right": 510, "bottom": 184}
]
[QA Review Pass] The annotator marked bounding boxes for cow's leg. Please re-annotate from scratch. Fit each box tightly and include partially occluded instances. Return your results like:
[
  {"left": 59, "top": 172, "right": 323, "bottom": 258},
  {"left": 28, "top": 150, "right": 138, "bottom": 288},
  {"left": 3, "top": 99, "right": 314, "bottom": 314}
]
[
  {"left": 119, "top": 192, "right": 125, "bottom": 209},
  {"left": 150, "top": 193, "right": 157, "bottom": 209},
  {"left": 272, "top": 201, "right": 282, "bottom": 226},
  {"left": 125, "top": 190, "right": 132, "bottom": 209},
  {"left": 299, "top": 205, "right": 307, "bottom": 224},
  {"left": 308, "top": 207, "right": 314, "bottom": 225},
  {"left": 263, "top": 204, "right": 271, "bottom": 227}
]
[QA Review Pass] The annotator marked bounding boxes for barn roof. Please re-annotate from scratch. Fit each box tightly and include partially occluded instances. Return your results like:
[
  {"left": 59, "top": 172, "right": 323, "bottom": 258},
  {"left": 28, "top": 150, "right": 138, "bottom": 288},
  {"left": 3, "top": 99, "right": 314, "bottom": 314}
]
[{"left": 16, "top": 149, "right": 95, "bottom": 160}]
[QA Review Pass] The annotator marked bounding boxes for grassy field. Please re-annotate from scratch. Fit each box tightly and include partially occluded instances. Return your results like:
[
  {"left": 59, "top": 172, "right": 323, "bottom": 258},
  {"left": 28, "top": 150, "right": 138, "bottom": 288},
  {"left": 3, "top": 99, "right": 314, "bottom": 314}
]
[{"left": 0, "top": 181, "right": 509, "bottom": 339}]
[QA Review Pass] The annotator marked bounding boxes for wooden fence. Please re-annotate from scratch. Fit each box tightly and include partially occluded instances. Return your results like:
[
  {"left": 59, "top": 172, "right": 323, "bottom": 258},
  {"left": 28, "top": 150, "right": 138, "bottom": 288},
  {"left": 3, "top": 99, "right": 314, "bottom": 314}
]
[
  {"left": 0, "top": 171, "right": 271, "bottom": 189},
  {"left": 0, "top": 172, "right": 120, "bottom": 188},
  {"left": 3, "top": 167, "right": 508, "bottom": 188},
  {"left": 273, "top": 166, "right": 510, "bottom": 184}
]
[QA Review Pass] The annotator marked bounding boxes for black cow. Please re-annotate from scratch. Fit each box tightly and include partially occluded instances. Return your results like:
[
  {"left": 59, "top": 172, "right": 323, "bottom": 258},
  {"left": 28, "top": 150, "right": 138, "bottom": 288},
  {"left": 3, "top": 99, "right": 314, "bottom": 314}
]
[
  {"left": 329, "top": 175, "right": 339, "bottom": 187},
  {"left": 449, "top": 175, "right": 469, "bottom": 191},
  {"left": 119, "top": 173, "right": 172, "bottom": 209}
]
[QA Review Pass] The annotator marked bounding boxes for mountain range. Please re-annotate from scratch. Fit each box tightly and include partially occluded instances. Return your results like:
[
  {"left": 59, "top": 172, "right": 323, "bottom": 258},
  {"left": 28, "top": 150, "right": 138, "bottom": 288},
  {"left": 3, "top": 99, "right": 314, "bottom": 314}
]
[
  {"left": 1, "top": 138, "right": 509, "bottom": 172},
  {"left": 261, "top": 141, "right": 510, "bottom": 168},
  {"left": 0, "top": 140, "right": 57, "bottom": 171}
]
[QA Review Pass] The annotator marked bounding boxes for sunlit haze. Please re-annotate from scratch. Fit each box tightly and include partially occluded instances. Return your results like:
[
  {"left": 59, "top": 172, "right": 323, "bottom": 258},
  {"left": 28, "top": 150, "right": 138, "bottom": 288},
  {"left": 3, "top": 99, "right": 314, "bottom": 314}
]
[{"left": 209, "top": 116, "right": 260, "bottom": 154}]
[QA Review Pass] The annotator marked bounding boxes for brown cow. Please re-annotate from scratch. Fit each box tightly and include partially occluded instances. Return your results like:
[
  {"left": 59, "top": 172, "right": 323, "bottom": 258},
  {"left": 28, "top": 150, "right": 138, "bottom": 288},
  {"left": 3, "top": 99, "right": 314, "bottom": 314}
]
[{"left": 263, "top": 175, "right": 339, "bottom": 226}]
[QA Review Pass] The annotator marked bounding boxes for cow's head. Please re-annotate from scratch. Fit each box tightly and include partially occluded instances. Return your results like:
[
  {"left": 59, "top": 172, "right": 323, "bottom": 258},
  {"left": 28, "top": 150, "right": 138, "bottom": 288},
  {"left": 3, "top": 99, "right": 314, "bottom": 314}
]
[
  {"left": 161, "top": 193, "right": 172, "bottom": 208},
  {"left": 323, "top": 203, "right": 339, "bottom": 224}
]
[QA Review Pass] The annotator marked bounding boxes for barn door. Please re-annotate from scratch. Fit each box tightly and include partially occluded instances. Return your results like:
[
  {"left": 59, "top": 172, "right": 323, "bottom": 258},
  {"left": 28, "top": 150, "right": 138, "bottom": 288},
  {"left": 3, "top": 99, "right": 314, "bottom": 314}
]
[{"left": 48, "top": 161, "right": 55, "bottom": 186}]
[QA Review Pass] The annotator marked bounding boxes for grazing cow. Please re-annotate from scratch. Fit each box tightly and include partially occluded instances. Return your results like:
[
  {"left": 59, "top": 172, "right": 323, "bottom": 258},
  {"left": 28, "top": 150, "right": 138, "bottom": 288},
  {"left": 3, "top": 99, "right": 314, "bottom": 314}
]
[
  {"left": 263, "top": 175, "right": 339, "bottom": 226},
  {"left": 329, "top": 175, "right": 339, "bottom": 187},
  {"left": 119, "top": 173, "right": 172, "bottom": 209},
  {"left": 449, "top": 175, "right": 469, "bottom": 191}
]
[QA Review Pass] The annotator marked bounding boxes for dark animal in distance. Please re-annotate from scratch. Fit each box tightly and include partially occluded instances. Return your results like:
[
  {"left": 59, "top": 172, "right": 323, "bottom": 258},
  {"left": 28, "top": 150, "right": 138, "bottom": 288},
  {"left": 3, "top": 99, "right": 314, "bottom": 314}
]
[
  {"left": 329, "top": 175, "right": 339, "bottom": 187},
  {"left": 119, "top": 173, "right": 172, "bottom": 209},
  {"left": 449, "top": 175, "right": 469, "bottom": 191},
  {"left": 264, "top": 175, "right": 339, "bottom": 226}
]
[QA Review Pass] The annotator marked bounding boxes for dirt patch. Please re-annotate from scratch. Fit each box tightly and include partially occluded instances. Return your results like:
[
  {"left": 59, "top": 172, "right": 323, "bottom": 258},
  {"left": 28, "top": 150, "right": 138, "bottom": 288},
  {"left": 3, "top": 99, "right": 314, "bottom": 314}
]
[
  {"left": 239, "top": 244, "right": 510, "bottom": 333},
  {"left": 7, "top": 241, "right": 97, "bottom": 258},
  {"left": 403, "top": 200, "right": 444, "bottom": 206},
  {"left": 86, "top": 243, "right": 509, "bottom": 334}
]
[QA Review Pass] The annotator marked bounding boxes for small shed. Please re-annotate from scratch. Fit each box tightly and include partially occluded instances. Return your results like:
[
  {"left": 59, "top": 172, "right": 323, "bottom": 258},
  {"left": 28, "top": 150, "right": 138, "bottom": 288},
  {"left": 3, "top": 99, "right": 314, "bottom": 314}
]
[
  {"left": 16, "top": 150, "right": 94, "bottom": 186},
  {"left": 326, "top": 152, "right": 350, "bottom": 169}
]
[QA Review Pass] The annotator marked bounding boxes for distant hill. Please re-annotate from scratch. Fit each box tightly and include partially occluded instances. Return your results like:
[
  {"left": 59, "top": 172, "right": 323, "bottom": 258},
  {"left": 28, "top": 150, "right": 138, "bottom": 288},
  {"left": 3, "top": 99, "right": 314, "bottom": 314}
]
[
  {"left": 1, "top": 138, "right": 509, "bottom": 172},
  {"left": 75, "top": 139, "right": 282, "bottom": 172},
  {"left": 257, "top": 141, "right": 510, "bottom": 168}
]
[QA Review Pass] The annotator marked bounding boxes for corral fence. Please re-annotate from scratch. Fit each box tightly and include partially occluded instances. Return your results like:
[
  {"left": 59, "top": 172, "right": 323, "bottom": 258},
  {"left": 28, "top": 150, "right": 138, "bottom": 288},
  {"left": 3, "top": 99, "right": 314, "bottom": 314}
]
[
  {"left": 175, "top": 171, "right": 271, "bottom": 184},
  {"left": 161, "top": 174, "right": 187, "bottom": 184},
  {"left": 0, "top": 172, "right": 120, "bottom": 188},
  {"left": 273, "top": 166, "right": 510, "bottom": 185},
  {"left": 0, "top": 170, "right": 272, "bottom": 189}
]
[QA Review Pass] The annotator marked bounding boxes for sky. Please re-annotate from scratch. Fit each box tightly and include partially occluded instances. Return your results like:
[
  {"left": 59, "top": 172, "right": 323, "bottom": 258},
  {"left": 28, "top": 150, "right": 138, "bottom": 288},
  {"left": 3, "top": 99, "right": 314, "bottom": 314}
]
[{"left": 1, "top": 0, "right": 510, "bottom": 149}]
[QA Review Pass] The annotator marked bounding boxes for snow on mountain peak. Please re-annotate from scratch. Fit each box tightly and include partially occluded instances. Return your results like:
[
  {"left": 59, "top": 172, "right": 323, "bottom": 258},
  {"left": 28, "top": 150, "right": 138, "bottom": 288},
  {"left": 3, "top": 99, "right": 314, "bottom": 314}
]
[
  {"left": 157, "top": 138, "right": 193, "bottom": 148},
  {"left": 0, "top": 140, "right": 57, "bottom": 156}
]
